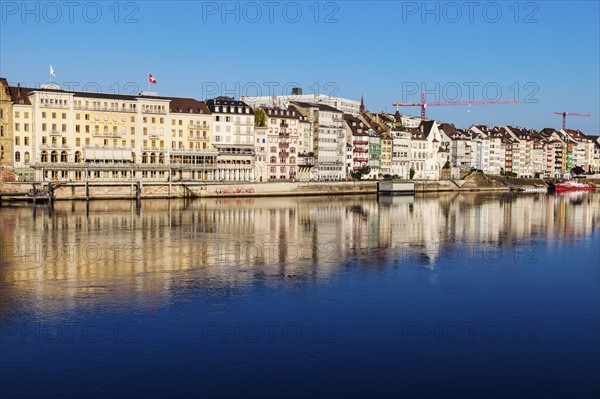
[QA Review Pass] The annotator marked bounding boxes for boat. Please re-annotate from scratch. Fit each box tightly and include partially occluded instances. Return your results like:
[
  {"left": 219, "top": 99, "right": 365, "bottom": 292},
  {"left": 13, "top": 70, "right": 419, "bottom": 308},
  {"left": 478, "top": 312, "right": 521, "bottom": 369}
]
[
  {"left": 554, "top": 179, "right": 596, "bottom": 192},
  {"left": 516, "top": 184, "right": 548, "bottom": 193}
]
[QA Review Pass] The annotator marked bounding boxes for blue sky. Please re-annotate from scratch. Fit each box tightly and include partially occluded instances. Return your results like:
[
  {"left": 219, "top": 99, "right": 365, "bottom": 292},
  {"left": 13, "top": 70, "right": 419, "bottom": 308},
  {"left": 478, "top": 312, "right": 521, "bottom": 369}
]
[{"left": 1, "top": 0, "right": 598, "bottom": 132}]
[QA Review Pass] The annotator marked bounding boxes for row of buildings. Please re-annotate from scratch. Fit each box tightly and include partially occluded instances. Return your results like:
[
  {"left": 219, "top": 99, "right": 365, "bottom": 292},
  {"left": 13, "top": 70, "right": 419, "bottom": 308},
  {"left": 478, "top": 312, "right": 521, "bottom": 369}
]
[{"left": 1, "top": 78, "right": 599, "bottom": 183}]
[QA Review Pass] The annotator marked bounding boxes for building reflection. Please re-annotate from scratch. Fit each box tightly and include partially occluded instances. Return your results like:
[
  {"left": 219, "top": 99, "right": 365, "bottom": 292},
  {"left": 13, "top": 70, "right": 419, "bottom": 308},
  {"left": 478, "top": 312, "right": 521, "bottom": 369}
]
[{"left": 1, "top": 192, "right": 598, "bottom": 317}]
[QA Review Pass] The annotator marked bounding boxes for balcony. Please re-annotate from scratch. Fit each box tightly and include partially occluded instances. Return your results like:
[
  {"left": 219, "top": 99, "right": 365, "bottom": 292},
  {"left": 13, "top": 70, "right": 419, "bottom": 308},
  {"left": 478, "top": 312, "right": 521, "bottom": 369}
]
[
  {"left": 189, "top": 123, "right": 208, "bottom": 129},
  {"left": 278, "top": 152, "right": 289, "bottom": 157},
  {"left": 298, "top": 157, "right": 315, "bottom": 166},
  {"left": 278, "top": 142, "right": 290, "bottom": 148},
  {"left": 93, "top": 131, "right": 122, "bottom": 138},
  {"left": 40, "top": 143, "right": 70, "bottom": 150},
  {"left": 40, "top": 102, "right": 69, "bottom": 109},
  {"left": 141, "top": 146, "right": 168, "bottom": 152},
  {"left": 353, "top": 140, "right": 368, "bottom": 145},
  {"left": 149, "top": 132, "right": 163, "bottom": 139},
  {"left": 74, "top": 105, "right": 137, "bottom": 113},
  {"left": 354, "top": 148, "right": 368, "bottom": 153},
  {"left": 49, "top": 129, "right": 65, "bottom": 136},
  {"left": 142, "top": 108, "right": 166, "bottom": 115}
]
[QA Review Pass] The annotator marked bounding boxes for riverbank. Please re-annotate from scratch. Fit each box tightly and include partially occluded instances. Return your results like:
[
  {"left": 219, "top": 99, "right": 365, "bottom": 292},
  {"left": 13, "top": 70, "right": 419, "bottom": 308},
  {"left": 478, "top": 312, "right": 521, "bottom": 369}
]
[{"left": 2, "top": 172, "right": 598, "bottom": 201}]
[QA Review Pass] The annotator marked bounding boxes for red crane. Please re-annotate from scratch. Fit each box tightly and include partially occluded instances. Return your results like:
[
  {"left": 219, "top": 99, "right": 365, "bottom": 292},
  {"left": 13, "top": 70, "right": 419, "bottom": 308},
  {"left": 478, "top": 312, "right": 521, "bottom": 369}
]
[
  {"left": 553, "top": 111, "right": 591, "bottom": 130},
  {"left": 393, "top": 92, "right": 520, "bottom": 120}
]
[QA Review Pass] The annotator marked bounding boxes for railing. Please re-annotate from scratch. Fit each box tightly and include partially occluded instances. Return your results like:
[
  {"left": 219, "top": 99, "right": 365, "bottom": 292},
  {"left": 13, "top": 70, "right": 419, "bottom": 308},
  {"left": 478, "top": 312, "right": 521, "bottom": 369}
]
[
  {"left": 93, "top": 132, "right": 122, "bottom": 138},
  {"left": 141, "top": 146, "right": 168, "bottom": 151},
  {"left": 40, "top": 143, "right": 70, "bottom": 150},
  {"left": 170, "top": 148, "right": 219, "bottom": 155},
  {"left": 49, "top": 130, "right": 64, "bottom": 136},
  {"left": 40, "top": 103, "right": 69, "bottom": 109},
  {"left": 142, "top": 108, "right": 167, "bottom": 114},
  {"left": 74, "top": 105, "right": 137, "bottom": 113}
]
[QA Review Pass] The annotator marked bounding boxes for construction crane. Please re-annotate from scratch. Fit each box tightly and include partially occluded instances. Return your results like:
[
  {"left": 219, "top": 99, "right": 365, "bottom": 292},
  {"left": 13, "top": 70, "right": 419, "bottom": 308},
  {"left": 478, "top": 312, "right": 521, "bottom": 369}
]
[
  {"left": 392, "top": 92, "right": 520, "bottom": 121},
  {"left": 553, "top": 111, "right": 591, "bottom": 130}
]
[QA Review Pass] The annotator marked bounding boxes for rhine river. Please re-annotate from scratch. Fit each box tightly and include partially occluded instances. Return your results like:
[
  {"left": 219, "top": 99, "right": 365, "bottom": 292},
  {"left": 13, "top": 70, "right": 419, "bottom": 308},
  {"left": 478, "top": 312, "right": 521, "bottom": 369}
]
[{"left": 1, "top": 192, "right": 599, "bottom": 398}]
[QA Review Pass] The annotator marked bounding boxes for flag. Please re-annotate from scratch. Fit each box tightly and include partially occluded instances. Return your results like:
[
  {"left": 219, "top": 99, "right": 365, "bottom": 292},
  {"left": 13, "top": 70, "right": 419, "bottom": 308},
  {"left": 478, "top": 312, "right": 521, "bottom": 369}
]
[
  {"left": 50, "top": 65, "right": 55, "bottom": 77},
  {"left": 149, "top": 73, "right": 157, "bottom": 84}
]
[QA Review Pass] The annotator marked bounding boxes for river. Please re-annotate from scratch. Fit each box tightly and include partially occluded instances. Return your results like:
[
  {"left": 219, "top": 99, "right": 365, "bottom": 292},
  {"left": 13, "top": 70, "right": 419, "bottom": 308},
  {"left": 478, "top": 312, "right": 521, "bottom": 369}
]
[{"left": 1, "top": 192, "right": 599, "bottom": 398}]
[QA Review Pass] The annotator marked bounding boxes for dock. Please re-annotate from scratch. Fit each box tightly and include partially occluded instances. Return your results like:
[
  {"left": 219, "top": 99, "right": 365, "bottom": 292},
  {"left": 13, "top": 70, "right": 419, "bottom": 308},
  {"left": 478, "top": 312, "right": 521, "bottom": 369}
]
[{"left": 378, "top": 181, "right": 416, "bottom": 195}]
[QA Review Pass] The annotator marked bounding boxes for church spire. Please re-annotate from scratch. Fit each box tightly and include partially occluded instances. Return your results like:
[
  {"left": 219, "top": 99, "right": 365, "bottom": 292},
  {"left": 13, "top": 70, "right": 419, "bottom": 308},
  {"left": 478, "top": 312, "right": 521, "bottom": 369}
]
[{"left": 359, "top": 94, "right": 365, "bottom": 114}]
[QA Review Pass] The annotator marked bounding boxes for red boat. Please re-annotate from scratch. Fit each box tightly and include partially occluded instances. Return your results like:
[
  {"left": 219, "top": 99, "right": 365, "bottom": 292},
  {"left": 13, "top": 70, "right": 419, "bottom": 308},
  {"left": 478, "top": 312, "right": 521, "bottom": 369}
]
[{"left": 554, "top": 179, "right": 596, "bottom": 192}]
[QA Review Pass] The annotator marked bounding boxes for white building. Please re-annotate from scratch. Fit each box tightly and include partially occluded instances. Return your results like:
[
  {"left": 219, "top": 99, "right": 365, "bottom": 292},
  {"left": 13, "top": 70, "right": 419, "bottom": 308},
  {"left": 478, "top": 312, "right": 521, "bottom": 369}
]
[
  {"left": 290, "top": 101, "right": 346, "bottom": 181},
  {"left": 243, "top": 92, "right": 361, "bottom": 116}
]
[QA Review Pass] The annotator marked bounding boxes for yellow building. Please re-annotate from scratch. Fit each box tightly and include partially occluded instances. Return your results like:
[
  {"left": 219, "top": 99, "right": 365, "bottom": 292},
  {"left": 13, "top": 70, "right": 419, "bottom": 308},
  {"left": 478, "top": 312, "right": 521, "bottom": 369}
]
[
  {"left": 0, "top": 78, "right": 13, "bottom": 167},
  {"left": 4, "top": 82, "right": 238, "bottom": 182}
]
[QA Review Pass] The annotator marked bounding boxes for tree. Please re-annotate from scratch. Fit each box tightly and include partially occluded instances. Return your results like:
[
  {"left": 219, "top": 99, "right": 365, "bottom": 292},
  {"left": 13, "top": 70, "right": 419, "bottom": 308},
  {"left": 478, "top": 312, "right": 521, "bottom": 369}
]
[
  {"left": 254, "top": 109, "right": 266, "bottom": 127},
  {"left": 571, "top": 166, "right": 585, "bottom": 175},
  {"left": 409, "top": 167, "right": 415, "bottom": 179}
]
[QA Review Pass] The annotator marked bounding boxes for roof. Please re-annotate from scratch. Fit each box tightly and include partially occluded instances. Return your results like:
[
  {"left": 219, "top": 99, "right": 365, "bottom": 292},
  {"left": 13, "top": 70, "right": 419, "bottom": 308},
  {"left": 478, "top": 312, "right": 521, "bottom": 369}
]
[
  {"left": 5, "top": 84, "right": 211, "bottom": 113},
  {"left": 205, "top": 98, "right": 254, "bottom": 114},
  {"left": 169, "top": 97, "right": 210, "bottom": 114},
  {"left": 343, "top": 114, "right": 368, "bottom": 136},
  {"left": 260, "top": 106, "right": 306, "bottom": 121},
  {"left": 289, "top": 101, "right": 342, "bottom": 113}
]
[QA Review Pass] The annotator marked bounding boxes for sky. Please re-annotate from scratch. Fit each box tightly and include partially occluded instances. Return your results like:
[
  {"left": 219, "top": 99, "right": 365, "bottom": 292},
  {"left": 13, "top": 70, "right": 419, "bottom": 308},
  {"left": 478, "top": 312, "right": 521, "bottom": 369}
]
[{"left": 1, "top": 0, "right": 598, "bottom": 132}]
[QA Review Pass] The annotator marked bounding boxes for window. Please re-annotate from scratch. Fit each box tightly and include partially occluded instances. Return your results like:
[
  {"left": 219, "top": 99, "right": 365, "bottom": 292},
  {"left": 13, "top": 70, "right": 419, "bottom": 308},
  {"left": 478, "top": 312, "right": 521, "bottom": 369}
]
[
  {"left": 15, "top": 151, "right": 20, "bottom": 162},
  {"left": 52, "top": 112, "right": 56, "bottom": 119},
  {"left": 24, "top": 137, "right": 29, "bottom": 145},
  {"left": 14, "top": 123, "right": 20, "bottom": 132},
  {"left": 76, "top": 138, "right": 81, "bottom": 146},
  {"left": 24, "top": 152, "right": 30, "bottom": 164},
  {"left": 62, "top": 113, "right": 67, "bottom": 119}
]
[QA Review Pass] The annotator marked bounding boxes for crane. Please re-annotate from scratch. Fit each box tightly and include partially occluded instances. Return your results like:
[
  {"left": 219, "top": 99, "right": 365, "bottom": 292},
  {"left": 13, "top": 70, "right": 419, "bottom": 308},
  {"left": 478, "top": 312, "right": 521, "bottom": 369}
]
[
  {"left": 392, "top": 92, "right": 520, "bottom": 121},
  {"left": 553, "top": 111, "right": 591, "bottom": 130}
]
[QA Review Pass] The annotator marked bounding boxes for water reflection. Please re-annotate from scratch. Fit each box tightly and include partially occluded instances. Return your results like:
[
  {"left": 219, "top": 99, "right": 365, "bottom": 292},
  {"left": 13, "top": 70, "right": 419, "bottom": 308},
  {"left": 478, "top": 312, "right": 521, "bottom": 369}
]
[{"left": 1, "top": 192, "right": 598, "bottom": 318}]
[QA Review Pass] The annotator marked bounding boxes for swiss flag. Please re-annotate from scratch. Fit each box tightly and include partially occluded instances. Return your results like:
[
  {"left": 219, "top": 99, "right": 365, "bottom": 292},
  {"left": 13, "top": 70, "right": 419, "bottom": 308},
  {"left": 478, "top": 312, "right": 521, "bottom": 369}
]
[{"left": 149, "top": 73, "right": 157, "bottom": 84}]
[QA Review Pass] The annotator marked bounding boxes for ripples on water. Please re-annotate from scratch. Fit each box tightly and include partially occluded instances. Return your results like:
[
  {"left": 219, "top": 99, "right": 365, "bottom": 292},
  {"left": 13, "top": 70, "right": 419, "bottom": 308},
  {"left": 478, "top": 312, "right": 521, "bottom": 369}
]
[{"left": 1, "top": 192, "right": 599, "bottom": 398}]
